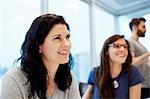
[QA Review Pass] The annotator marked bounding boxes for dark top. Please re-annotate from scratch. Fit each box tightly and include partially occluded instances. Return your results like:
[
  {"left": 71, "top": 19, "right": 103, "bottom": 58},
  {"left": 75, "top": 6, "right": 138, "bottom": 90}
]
[{"left": 88, "top": 66, "right": 144, "bottom": 99}]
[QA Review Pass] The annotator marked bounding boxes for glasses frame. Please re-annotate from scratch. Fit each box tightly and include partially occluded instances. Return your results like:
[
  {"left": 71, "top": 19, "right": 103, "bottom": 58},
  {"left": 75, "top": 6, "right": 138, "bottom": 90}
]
[{"left": 108, "top": 43, "right": 129, "bottom": 49}]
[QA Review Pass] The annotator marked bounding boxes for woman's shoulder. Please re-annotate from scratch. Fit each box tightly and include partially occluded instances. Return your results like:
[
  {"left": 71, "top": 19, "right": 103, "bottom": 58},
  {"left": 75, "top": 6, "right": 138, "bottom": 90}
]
[
  {"left": 128, "top": 65, "right": 144, "bottom": 86},
  {"left": 128, "top": 65, "right": 143, "bottom": 77},
  {"left": 130, "top": 65, "right": 140, "bottom": 72},
  {"left": 90, "top": 66, "right": 99, "bottom": 73},
  {"left": 5, "top": 67, "right": 21, "bottom": 74},
  {"left": 1, "top": 67, "right": 34, "bottom": 99},
  {"left": 4, "top": 67, "right": 23, "bottom": 76},
  {"left": 3, "top": 67, "right": 27, "bottom": 84}
]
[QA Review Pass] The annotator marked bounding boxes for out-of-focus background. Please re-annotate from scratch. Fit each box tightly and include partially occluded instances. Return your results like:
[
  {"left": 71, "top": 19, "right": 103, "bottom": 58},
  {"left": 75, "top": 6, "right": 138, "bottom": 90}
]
[{"left": 0, "top": 0, "right": 150, "bottom": 93}]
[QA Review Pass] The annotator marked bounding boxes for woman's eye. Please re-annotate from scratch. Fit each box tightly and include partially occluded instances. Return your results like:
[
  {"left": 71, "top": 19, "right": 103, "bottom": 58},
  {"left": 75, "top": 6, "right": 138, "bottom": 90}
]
[
  {"left": 66, "top": 35, "right": 70, "bottom": 39},
  {"left": 54, "top": 37, "right": 60, "bottom": 40},
  {"left": 113, "top": 45, "right": 121, "bottom": 48},
  {"left": 115, "top": 45, "right": 120, "bottom": 48}
]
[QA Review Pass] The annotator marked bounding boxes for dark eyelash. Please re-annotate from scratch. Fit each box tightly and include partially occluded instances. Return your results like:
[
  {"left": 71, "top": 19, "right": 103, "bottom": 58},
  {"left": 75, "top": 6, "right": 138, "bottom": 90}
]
[
  {"left": 54, "top": 37, "right": 60, "bottom": 39},
  {"left": 66, "top": 34, "right": 70, "bottom": 38}
]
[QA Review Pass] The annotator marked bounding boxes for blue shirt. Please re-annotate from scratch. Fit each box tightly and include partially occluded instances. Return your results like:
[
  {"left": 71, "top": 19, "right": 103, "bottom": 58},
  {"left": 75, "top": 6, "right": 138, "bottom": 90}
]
[{"left": 88, "top": 66, "right": 144, "bottom": 99}]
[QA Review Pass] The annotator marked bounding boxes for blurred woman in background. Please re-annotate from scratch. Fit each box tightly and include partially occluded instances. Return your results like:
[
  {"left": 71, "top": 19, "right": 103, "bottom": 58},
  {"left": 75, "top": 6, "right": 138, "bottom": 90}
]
[{"left": 83, "top": 35, "right": 144, "bottom": 99}]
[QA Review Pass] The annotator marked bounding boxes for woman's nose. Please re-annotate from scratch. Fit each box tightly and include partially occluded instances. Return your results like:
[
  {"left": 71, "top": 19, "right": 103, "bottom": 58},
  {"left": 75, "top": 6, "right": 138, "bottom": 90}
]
[
  {"left": 62, "top": 39, "right": 71, "bottom": 47},
  {"left": 119, "top": 46, "right": 125, "bottom": 51}
]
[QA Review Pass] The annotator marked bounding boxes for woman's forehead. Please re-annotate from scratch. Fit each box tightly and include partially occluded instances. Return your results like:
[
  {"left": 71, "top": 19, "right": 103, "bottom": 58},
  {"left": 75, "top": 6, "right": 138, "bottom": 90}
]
[{"left": 113, "top": 38, "right": 126, "bottom": 44}]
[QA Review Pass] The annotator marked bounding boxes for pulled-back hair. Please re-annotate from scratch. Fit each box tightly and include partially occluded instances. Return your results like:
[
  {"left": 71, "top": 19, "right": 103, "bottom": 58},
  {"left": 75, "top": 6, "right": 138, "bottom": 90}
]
[{"left": 17, "top": 14, "right": 73, "bottom": 99}]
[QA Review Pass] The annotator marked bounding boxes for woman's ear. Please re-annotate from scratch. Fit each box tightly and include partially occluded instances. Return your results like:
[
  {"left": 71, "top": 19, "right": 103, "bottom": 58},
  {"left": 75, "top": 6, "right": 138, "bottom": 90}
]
[{"left": 39, "top": 45, "right": 42, "bottom": 53}]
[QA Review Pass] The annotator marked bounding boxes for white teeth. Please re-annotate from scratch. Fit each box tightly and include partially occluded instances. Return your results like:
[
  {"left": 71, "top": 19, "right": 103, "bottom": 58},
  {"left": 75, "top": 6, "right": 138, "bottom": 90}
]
[
  {"left": 59, "top": 52, "right": 67, "bottom": 54},
  {"left": 119, "top": 55, "right": 125, "bottom": 56},
  {"left": 118, "top": 54, "right": 125, "bottom": 57}
]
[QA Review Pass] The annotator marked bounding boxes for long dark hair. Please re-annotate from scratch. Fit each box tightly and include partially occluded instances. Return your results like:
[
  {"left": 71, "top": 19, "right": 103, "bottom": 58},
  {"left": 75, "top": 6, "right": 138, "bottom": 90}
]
[
  {"left": 95, "top": 35, "right": 132, "bottom": 98},
  {"left": 17, "top": 14, "right": 73, "bottom": 99}
]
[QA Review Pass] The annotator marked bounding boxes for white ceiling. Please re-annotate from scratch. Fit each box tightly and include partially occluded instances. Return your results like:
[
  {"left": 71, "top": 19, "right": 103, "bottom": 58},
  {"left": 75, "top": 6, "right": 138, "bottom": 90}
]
[{"left": 82, "top": 0, "right": 150, "bottom": 18}]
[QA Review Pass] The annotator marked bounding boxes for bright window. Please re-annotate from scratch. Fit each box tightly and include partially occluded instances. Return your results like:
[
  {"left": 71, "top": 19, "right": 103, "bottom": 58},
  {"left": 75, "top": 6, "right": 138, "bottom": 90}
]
[
  {"left": 0, "top": 0, "right": 40, "bottom": 90},
  {"left": 94, "top": 5, "right": 115, "bottom": 66}
]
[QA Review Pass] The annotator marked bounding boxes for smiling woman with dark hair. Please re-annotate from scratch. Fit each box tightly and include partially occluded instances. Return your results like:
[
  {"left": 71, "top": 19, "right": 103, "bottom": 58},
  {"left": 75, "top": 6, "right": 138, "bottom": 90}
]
[
  {"left": 1, "top": 14, "right": 81, "bottom": 99},
  {"left": 82, "top": 35, "right": 144, "bottom": 99}
]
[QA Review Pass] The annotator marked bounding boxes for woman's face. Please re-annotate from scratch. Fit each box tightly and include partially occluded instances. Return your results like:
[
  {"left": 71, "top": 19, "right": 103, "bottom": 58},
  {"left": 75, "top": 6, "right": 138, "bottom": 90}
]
[
  {"left": 39, "top": 24, "right": 71, "bottom": 65},
  {"left": 108, "top": 38, "right": 128, "bottom": 65}
]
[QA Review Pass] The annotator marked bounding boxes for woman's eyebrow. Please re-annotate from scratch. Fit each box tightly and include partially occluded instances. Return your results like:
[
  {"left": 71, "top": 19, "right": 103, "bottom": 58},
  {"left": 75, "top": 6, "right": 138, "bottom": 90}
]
[{"left": 51, "top": 34, "right": 61, "bottom": 37}]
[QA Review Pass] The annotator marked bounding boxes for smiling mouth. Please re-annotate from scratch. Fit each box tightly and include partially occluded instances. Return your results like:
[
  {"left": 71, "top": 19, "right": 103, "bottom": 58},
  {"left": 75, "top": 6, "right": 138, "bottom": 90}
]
[
  {"left": 58, "top": 52, "right": 68, "bottom": 54},
  {"left": 117, "top": 54, "right": 126, "bottom": 57},
  {"left": 58, "top": 52, "right": 69, "bottom": 57},
  {"left": 119, "top": 55, "right": 125, "bottom": 57}
]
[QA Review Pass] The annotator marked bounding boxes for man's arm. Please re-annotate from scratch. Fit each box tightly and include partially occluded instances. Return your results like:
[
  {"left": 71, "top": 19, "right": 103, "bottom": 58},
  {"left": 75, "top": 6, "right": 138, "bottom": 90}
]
[{"left": 131, "top": 52, "right": 150, "bottom": 66}]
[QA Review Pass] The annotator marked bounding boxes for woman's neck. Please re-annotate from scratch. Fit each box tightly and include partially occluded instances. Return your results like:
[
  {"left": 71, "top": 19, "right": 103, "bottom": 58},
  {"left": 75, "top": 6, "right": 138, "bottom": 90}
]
[
  {"left": 48, "top": 66, "right": 59, "bottom": 82},
  {"left": 110, "top": 63, "right": 122, "bottom": 78},
  {"left": 43, "top": 60, "right": 59, "bottom": 81},
  {"left": 44, "top": 62, "right": 59, "bottom": 96}
]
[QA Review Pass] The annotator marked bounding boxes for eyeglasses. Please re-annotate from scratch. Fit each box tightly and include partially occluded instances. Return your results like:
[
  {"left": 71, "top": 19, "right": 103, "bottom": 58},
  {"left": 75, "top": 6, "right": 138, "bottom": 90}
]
[{"left": 108, "top": 43, "right": 129, "bottom": 49}]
